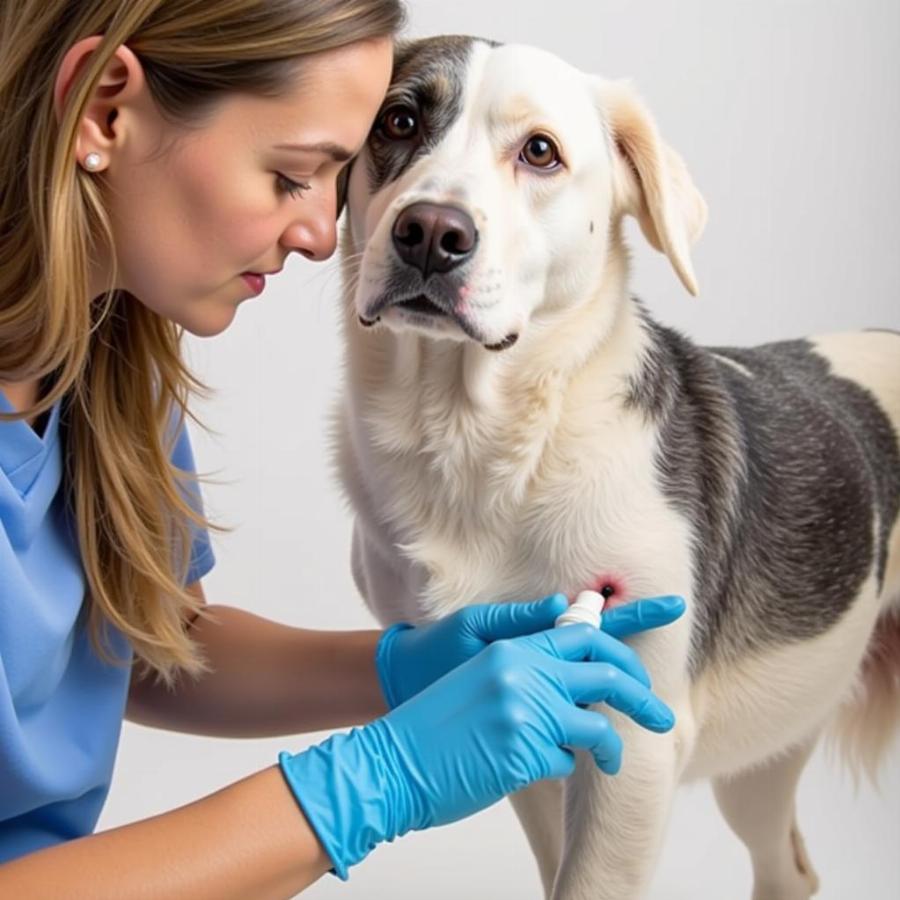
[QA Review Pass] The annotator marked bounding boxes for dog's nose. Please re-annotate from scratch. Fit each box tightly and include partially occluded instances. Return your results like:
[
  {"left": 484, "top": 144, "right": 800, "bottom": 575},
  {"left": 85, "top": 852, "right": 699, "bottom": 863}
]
[{"left": 392, "top": 202, "right": 478, "bottom": 277}]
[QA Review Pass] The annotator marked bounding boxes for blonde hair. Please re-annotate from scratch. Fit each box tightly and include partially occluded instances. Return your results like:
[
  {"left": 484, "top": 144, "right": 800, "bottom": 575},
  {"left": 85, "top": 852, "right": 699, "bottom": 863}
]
[{"left": 0, "top": 0, "right": 405, "bottom": 684}]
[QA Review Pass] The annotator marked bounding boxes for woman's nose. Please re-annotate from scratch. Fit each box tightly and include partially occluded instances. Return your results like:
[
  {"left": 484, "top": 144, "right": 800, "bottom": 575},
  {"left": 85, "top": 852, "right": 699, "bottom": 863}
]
[{"left": 281, "top": 209, "right": 338, "bottom": 262}]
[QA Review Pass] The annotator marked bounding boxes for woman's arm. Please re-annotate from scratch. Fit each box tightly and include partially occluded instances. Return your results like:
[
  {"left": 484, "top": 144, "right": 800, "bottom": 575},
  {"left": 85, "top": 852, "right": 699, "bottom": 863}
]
[
  {"left": 126, "top": 584, "right": 388, "bottom": 737},
  {"left": 0, "top": 767, "right": 330, "bottom": 898}
]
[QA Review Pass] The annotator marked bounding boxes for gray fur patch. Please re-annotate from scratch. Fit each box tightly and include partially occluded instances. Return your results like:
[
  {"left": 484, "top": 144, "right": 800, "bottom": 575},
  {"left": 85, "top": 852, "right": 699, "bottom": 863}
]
[
  {"left": 365, "top": 36, "right": 497, "bottom": 192},
  {"left": 626, "top": 301, "right": 900, "bottom": 673}
]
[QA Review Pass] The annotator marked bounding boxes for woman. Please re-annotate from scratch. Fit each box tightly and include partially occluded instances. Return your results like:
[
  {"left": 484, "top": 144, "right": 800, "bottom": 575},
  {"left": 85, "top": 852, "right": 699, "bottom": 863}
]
[{"left": 0, "top": 1, "right": 684, "bottom": 895}]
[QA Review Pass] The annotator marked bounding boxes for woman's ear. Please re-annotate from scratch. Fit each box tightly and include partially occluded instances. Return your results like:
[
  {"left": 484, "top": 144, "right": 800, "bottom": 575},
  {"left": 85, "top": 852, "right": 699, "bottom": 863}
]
[
  {"left": 54, "top": 37, "right": 147, "bottom": 170},
  {"left": 593, "top": 77, "right": 707, "bottom": 296}
]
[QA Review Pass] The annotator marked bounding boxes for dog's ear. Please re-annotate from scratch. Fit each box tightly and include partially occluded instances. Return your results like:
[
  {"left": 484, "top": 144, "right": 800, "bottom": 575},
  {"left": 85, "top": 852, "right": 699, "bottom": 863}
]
[
  {"left": 594, "top": 79, "right": 707, "bottom": 296},
  {"left": 336, "top": 158, "right": 354, "bottom": 220}
]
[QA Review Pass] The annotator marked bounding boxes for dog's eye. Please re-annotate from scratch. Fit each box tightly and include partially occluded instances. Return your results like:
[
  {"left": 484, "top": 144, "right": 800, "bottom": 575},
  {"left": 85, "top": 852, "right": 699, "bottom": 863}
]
[
  {"left": 520, "top": 134, "right": 561, "bottom": 170},
  {"left": 377, "top": 105, "right": 419, "bottom": 141}
]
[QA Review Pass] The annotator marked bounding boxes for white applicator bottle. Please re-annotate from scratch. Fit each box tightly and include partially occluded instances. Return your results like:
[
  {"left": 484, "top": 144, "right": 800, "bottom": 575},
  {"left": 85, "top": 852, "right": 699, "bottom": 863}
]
[{"left": 555, "top": 589, "right": 606, "bottom": 629}]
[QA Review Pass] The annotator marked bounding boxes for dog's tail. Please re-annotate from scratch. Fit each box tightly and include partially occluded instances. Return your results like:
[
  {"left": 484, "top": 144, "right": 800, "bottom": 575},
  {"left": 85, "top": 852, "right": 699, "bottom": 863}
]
[{"left": 829, "top": 605, "right": 900, "bottom": 785}]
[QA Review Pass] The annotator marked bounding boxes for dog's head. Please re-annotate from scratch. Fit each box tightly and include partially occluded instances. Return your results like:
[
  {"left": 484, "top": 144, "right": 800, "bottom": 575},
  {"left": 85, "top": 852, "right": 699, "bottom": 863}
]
[{"left": 344, "top": 36, "right": 707, "bottom": 352}]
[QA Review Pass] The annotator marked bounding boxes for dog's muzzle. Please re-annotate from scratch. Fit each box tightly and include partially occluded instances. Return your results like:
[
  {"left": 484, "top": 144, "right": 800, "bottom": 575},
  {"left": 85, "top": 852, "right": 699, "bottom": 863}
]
[{"left": 358, "top": 202, "right": 519, "bottom": 352}]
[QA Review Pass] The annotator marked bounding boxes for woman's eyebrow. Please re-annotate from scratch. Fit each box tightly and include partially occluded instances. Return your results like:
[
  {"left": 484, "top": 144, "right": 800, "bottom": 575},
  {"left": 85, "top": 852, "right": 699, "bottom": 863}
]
[{"left": 273, "top": 141, "right": 354, "bottom": 162}]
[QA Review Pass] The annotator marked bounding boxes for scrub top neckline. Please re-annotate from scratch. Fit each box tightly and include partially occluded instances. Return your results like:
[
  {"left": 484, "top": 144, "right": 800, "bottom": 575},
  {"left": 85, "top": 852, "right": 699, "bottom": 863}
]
[{"left": 0, "top": 386, "right": 62, "bottom": 487}]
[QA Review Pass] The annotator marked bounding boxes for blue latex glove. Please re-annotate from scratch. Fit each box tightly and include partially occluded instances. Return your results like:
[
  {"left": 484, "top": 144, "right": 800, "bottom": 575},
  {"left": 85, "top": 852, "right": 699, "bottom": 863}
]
[
  {"left": 375, "top": 593, "right": 686, "bottom": 708},
  {"left": 280, "top": 623, "right": 677, "bottom": 880}
]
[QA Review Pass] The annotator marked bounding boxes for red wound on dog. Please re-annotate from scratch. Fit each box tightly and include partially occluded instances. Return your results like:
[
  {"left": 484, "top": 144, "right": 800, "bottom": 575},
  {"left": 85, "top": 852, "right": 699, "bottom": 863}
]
[{"left": 585, "top": 574, "right": 626, "bottom": 608}]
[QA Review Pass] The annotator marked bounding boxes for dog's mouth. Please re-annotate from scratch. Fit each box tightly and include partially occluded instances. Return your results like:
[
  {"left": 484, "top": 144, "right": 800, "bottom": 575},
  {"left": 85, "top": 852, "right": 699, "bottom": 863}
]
[
  {"left": 395, "top": 293, "right": 447, "bottom": 317},
  {"left": 359, "top": 292, "right": 519, "bottom": 352},
  {"left": 358, "top": 292, "right": 443, "bottom": 327}
]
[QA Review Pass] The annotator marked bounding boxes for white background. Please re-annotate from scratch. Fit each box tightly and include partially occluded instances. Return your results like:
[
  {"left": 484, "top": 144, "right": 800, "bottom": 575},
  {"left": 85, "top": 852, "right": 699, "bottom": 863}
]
[{"left": 99, "top": 1, "right": 900, "bottom": 897}]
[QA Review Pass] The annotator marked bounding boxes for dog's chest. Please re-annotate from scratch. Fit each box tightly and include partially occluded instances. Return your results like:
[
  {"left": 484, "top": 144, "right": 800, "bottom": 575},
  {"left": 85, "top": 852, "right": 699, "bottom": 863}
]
[{"left": 356, "top": 386, "right": 695, "bottom": 618}]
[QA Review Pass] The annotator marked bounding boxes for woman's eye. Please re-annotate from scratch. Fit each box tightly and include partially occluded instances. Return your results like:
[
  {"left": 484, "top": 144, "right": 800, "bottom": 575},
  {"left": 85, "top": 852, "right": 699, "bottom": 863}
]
[
  {"left": 376, "top": 105, "right": 419, "bottom": 141},
  {"left": 275, "top": 173, "right": 312, "bottom": 199},
  {"left": 519, "top": 134, "right": 562, "bottom": 170}
]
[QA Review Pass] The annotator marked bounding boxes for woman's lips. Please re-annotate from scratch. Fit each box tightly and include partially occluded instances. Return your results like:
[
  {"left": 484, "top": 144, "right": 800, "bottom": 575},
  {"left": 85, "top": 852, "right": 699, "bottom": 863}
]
[{"left": 241, "top": 272, "right": 266, "bottom": 296}]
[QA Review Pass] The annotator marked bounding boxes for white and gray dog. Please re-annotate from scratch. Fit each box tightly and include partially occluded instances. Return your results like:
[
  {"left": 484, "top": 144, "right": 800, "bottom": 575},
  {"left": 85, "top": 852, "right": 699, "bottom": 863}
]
[{"left": 332, "top": 36, "right": 900, "bottom": 900}]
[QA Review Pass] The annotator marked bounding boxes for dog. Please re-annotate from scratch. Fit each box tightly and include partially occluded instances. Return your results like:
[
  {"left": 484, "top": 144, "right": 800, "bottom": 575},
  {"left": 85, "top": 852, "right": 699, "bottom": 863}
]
[{"left": 332, "top": 35, "right": 900, "bottom": 899}]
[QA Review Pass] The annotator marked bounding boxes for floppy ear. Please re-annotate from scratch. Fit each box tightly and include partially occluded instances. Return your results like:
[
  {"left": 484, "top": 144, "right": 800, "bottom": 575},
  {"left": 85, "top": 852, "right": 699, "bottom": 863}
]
[
  {"left": 336, "top": 158, "right": 354, "bottom": 220},
  {"left": 594, "top": 78, "right": 707, "bottom": 296}
]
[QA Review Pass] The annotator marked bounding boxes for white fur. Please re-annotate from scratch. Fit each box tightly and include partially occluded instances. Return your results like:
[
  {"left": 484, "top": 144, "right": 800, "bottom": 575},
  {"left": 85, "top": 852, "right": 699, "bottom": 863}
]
[{"left": 333, "top": 41, "right": 900, "bottom": 900}]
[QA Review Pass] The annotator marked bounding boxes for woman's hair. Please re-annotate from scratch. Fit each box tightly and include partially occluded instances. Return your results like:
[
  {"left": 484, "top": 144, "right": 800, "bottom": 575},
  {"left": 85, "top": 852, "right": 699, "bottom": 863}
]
[{"left": 0, "top": 0, "right": 405, "bottom": 684}]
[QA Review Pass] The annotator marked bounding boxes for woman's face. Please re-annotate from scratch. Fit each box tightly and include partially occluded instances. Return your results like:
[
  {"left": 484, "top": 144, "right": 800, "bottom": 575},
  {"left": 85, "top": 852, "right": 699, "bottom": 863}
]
[{"left": 98, "top": 37, "right": 393, "bottom": 336}]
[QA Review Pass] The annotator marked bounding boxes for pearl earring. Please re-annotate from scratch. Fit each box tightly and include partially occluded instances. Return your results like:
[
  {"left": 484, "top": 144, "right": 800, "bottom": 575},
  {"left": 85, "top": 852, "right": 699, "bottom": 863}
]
[{"left": 83, "top": 152, "right": 102, "bottom": 171}]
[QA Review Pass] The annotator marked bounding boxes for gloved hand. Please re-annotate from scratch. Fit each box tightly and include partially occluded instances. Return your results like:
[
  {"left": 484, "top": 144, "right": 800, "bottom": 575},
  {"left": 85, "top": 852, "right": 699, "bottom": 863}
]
[
  {"left": 280, "top": 622, "right": 677, "bottom": 880},
  {"left": 375, "top": 593, "right": 686, "bottom": 708}
]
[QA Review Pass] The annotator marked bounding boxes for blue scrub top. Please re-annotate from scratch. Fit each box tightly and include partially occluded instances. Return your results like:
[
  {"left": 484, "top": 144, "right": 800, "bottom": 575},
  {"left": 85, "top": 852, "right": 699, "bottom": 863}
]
[{"left": 0, "top": 389, "right": 215, "bottom": 863}]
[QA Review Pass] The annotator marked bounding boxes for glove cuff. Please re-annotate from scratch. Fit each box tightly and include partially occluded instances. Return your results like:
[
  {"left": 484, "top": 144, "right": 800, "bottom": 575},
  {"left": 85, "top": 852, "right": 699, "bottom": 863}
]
[
  {"left": 278, "top": 718, "right": 423, "bottom": 880},
  {"left": 374, "top": 621, "right": 415, "bottom": 709}
]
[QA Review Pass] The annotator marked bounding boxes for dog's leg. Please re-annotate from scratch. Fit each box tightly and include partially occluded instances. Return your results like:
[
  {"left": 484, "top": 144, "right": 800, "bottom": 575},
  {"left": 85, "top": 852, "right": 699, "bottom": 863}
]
[
  {"left": 712, "top": 734, "right": 821, "bottom": 900},
  {"left": 550, "top": 705, "right": 693, "bottom": 900},
  {"left": 509, "top": 780, "right": 565, "bottom": 899}
]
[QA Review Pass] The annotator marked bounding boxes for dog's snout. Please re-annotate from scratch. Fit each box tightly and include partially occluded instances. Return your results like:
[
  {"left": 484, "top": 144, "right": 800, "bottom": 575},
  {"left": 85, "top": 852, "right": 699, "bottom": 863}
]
[{"left": 392, "top": 202, "right": 478, "bottom": 278}]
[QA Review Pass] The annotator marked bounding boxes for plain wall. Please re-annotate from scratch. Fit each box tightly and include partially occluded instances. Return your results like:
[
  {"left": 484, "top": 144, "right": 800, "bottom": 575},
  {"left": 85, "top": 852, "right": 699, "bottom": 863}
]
[{"left": 99, "top": 1, "right": 900, "bottom": 897}]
